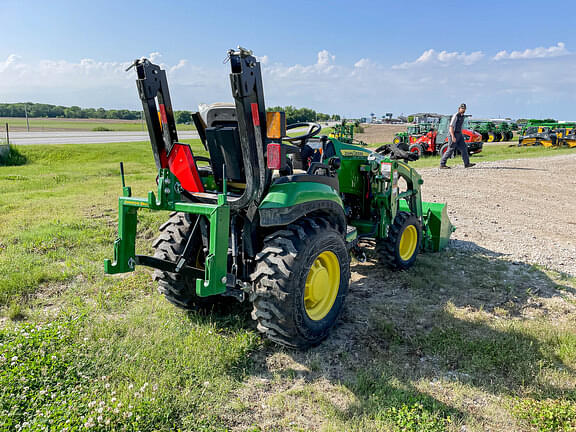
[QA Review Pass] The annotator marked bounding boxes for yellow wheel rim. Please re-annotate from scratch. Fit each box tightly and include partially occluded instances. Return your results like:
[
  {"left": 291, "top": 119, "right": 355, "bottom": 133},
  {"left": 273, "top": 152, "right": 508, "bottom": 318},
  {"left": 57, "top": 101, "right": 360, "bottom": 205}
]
[
  {"left": 399, "top": 225, "right": 418, "bottom": 261},
  {"left": 304, "top": 251, "right": 340, "bottom": 321}
]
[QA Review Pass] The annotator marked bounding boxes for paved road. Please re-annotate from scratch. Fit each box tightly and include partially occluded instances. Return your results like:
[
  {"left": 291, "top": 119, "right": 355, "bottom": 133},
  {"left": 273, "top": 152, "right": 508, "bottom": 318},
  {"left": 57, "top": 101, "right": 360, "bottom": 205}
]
[
  {"left": 6, "top": 122, "right": 335, "bottom": 145},
  {"left": 7, "top": 131, "right": 200, "bottom": 145}
]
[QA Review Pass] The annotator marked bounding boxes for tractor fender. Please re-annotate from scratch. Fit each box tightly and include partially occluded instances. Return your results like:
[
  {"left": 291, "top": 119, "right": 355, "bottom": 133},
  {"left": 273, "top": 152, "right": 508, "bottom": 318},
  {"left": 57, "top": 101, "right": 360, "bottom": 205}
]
[{"left": 259, "top": 180, "right": 346, "bottom": 233}]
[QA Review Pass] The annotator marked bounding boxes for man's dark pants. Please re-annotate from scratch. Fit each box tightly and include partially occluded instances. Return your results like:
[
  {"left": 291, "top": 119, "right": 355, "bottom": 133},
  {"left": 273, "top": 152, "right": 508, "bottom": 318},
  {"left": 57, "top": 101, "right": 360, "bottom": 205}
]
[{"left": 440, "top": 133, "right": 470, "bottom": 166}]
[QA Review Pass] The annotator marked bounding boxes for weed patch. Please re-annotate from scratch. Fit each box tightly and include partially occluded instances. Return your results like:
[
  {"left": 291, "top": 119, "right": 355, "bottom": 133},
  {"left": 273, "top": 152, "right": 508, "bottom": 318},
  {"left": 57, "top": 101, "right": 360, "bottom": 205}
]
[
  {"left": 513, "top": 398, "right": 576, "bottom": 431},
  {"left": 0, "top": 145, "right": 27, "bottom": 166}
]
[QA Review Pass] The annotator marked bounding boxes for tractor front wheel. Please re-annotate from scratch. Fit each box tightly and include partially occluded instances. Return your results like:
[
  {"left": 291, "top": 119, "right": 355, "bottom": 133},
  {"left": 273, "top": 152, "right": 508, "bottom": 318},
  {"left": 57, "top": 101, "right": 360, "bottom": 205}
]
[
  {"left": 250, "top": 218, "right": 350, "bottom": 349},
  {"left": 393, "top": 136, "right": 401, "bottom": 145},
  {"left": 408, "top": 144, "right": 423, "bottom": 158},
  {"left": 376, "top": 212, "right": 422, "bottom": 270}
]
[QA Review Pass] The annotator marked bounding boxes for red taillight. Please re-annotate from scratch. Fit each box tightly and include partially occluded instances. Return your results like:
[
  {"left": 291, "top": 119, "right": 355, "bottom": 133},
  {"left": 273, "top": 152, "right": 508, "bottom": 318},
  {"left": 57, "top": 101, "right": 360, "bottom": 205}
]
[
  {"left": 267, "top": 143, "right": 282, "bottom": 170},
  {"left": 168, "top": 143, "right": 205, "bottom": 193}
]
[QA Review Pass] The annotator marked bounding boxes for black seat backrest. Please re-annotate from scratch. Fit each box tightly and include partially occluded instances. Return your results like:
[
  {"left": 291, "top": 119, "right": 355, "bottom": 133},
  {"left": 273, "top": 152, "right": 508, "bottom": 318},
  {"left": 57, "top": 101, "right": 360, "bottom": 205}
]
[{"left": 205, "top": 126, "right": 245, "bottom": 184}]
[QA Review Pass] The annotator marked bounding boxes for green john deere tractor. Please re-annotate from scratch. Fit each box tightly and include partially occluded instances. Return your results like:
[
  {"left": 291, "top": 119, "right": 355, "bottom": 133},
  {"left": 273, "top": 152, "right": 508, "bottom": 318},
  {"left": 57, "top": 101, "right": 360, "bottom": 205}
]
[
  {"left": 393, "top": 123, "right": 431, "bottom": 146},
  {"left": 495, "top": 122, "right": 514, "bottom": 142},
  {"left": 329, "top": 120, "right": 354, "bottom": 142},
  {"left": 104, "top": 48, "right": 453, "bottom": 349},
  {"left": 468, "top": 120, "right": 499, "bottom": 142}
]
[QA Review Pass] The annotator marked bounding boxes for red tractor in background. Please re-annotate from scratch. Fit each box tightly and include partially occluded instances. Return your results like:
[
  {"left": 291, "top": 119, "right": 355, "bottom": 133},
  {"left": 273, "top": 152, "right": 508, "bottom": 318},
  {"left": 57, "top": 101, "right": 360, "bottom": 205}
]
[{"left": 407, "top": 116, "right": 483, "bottom": 158}]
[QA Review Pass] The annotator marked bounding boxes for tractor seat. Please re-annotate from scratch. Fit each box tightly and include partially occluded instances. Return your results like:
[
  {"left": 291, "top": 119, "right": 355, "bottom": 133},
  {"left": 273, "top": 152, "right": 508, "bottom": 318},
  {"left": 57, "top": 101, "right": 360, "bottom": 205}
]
[{"left": 205, "top": 125, "right": 245, "bottom": 187}]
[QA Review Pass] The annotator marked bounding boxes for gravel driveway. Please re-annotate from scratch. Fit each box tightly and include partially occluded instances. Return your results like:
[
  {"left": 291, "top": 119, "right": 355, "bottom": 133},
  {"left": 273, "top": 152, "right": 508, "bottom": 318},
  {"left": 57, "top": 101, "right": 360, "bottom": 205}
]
[{"left": 419, "top": 153, "right": 576, "bottom": 276}]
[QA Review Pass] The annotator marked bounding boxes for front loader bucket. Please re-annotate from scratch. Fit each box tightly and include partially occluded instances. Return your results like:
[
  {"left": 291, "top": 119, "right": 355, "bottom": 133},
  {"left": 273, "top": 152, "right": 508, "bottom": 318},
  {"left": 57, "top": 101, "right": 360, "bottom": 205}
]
[
  {"left": 398, "top": 200, "right": 454, "bottom": 252},
  {"left": 421, "top": 201, "right": 454, "bottom": 252}
]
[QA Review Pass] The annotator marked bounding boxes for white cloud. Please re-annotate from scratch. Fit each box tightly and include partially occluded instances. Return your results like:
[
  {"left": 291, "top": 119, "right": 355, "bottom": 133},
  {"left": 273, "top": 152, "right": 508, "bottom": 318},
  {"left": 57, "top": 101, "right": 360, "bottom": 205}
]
[
  {"left": 317, "top": 50, "right": 335, "bottom": 66},
  {"left": 393, "top": 49, "right": 484, "bottom": 69},
  {"left": 256, "top": 55, "right": 269, "bottom": 65},
  {"left": 169, "top": 59, "right": 188, "bottom": 73},
  {"left": 149, "top": 52, "right": 162, "bottom": 63},
  {"left": 354, "top": 58, "right": 373, "bottom": 68},
  {"left": 494, "top": 42, "right": 569, "bottom": 60},
  {"left": 1, "top": 45, "right": 575, "bottom": 119}
]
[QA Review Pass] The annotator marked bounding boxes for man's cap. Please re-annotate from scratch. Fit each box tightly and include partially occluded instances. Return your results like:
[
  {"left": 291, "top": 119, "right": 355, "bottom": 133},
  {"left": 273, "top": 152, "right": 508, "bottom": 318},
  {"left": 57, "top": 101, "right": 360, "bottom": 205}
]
[{"left": 459, "top": 103, "right": 467, "bottom": 109}]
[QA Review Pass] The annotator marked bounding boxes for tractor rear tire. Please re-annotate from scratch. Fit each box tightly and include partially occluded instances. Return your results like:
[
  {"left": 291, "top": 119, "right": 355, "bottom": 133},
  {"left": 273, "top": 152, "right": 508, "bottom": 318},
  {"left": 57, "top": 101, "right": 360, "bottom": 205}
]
[
  {"left": 250, "top": 218, "right": 350, "bottom": 349},
  {"left": 487, "top": 132, "right": 495, "bottom": 142},
  {"left": 481, "top": 132, "right": 488, "bottom": 142},
  {"left": 152, "top": 212, "right": 219, "bottom": 310},
  {"left": 376, "top": 212, "right": 422, "bottom": 270},
  {"left": 408, "top": 144, "right": 423, "bottom": 158}
]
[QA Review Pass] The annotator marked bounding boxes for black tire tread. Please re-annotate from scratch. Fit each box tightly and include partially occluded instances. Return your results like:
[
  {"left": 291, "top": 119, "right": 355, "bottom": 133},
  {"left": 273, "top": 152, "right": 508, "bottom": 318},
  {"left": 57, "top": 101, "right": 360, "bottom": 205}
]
[
  {"left": 250, "top": 217, "right": 350, "bottom": 349},
  {"left": 152, "top": 212, "right": 214, "bottom": 310},
  {"left": 376, "top": 211, "right": 422, "bottom": 270}
]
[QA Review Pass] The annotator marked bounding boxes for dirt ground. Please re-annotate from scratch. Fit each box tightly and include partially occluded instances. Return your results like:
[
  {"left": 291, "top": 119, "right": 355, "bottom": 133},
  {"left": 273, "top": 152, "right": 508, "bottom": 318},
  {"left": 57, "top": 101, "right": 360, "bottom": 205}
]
[
  {"left": 420, "top": 153, "right": 576, "bottom": 276},
  {"left": 355, "top": 124, "right": 406, "bottom": 144},
  {"left": 223, "top": 153, "right": 576, "bottom": 431}
]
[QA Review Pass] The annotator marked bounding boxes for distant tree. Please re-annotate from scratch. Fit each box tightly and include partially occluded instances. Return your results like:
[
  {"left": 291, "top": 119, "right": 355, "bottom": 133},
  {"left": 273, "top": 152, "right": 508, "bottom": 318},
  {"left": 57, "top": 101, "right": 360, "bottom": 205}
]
[
  {"left": 175, "top": 110, "right": 192, "bottom": 124},
  {"left": 266, "top": 105, "right": 339, "bottom": 124}
]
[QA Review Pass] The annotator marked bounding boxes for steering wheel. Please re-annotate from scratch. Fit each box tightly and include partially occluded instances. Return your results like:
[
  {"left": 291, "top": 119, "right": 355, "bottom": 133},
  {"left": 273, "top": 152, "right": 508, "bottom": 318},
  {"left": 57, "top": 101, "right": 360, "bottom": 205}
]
[{"left": 283, "top": 122, "right": 322, "bottom": 146}]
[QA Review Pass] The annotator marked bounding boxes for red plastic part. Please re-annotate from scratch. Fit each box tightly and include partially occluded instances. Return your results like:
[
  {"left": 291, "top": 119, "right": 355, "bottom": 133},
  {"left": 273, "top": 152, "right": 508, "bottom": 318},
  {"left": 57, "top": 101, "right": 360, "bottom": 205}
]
[
  {"left": 168, "top": 143, "right": 205, "bottom": 193},
  {"left": 267, "top": 142, "right": 282, "bottom": 169},
  {"left": 159, "top": 104, "right": 168, "bottom": 124},
  {"left": 251, "top": 103, "right": 260, "bottom": 126}
]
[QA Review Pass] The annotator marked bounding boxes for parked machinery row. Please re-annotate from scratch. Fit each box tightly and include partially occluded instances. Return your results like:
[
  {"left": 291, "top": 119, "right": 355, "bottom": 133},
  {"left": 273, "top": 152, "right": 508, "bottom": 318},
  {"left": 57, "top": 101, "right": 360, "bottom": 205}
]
[
  {"left": 468, "top": 120, "right": 516, "bottom": 142},
  {"left": 518, "top": 122, "right": 576, "bottom": 147}
]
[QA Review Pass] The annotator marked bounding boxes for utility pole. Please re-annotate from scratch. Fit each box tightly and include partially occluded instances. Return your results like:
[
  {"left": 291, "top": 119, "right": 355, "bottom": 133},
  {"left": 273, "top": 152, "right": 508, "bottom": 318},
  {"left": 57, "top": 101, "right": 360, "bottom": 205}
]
[{"left": 25, "top": 104, "right": 30, "bottom": 132}]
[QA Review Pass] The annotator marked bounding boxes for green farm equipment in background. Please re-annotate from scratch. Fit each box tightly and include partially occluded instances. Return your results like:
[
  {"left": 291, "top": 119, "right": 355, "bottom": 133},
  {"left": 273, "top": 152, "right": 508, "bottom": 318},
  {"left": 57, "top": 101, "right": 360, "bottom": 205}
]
[
  {"left": 393, "top": 123, "right": 433, "bottom": 146},
  {"left": 104, "top": 48, "right": 453, "bottom": 349},
  {"left": 329, "top": 120, "right": 358, "bottom": 144},
  {"left": 494, "top": 122, "right": 514, "bottom": 141},
  {"left": 519, "top": 120, "right": 576, "bottom": 136},
  {"left": 518, "top": 121, "right": 576, "bottom": 147},
  {"left": 468, "top": 120, "right": 498, "bottom": 142},
  {"left": 468, "top": 120, "right": 515, "bottom": 142}
]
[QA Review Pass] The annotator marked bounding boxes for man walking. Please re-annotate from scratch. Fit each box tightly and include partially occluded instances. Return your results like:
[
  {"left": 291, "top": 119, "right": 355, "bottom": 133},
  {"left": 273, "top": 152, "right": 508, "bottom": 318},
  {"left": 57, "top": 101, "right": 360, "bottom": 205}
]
[{"left": 439, "top": 103, "right": 476, "bottom": 169}]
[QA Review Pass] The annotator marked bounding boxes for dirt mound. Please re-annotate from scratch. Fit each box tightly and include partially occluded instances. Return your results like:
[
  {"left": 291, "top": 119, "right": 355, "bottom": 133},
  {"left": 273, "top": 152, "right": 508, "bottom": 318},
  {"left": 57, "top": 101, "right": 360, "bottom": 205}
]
[{"left": 355, "top": 124, "right": 407, "bottom": 145}]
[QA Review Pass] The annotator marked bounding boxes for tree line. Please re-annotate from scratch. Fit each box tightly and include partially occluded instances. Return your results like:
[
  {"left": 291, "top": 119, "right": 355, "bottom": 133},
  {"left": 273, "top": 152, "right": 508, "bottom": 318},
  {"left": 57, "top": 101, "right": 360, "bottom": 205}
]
[
  {"left": 0, "top": 103, "right": 143, "bottom": 120},
  {"left": 266, "top": 106, "right": 340, "bottom": 123},
  {"left": 0, "top": 102, "right": 340, "bottom": 125}
]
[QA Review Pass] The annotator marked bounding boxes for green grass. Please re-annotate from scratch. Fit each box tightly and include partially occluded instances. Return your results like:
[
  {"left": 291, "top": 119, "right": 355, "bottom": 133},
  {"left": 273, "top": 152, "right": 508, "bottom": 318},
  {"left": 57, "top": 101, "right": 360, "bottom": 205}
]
[
  {"left": 2, "top": 142, "right": 576, "bottom": 430},
  {"left": 0, "top": 117, "right": 196, "bottom": 131}
]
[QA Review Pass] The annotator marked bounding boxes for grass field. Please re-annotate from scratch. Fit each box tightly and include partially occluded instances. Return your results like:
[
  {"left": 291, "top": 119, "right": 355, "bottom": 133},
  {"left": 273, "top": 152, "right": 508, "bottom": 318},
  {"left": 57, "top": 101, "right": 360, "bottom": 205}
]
[
  {"left": 1, "top": 141, "right": 576, "bottom": 431},
  {"left": 0, "top": 117, "right": 196, "bottom": 132}
]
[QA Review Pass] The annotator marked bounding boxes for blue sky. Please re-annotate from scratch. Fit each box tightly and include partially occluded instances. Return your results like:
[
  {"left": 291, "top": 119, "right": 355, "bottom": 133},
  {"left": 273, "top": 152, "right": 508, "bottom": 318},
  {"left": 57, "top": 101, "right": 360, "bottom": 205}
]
[{"left": 2, "top": 0, "right": 576, "bottom": 119}]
